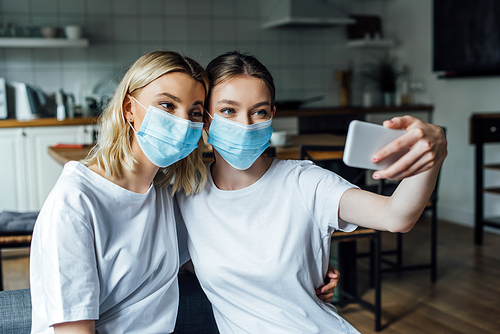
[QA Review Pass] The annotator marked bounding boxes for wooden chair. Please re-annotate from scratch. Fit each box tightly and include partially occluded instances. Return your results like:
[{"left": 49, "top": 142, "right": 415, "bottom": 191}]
[
  {"left": 377, "top": 172, "right": 441, "bottom": 282},
  {"left": 300, "top": 145, "right": 382, "bottom": 331},
  {"left": 0, "top": 211, "right": 38, "bottom": 291}
]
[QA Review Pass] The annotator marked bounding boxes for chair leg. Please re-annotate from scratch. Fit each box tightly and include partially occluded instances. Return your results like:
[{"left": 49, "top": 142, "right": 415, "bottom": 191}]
[
  {"left": 431, "top": 205, "right": 438, "bottom": 282},
  {"left": 374, "top": 231, "right": 382, "bottom": 332},
  {"left": 396, "top": 233, "right": 403, "bottom": 269}
]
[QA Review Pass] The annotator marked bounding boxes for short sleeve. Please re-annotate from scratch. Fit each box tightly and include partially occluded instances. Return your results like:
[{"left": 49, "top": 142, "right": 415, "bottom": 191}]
[
  {"left": 297, "top": 163, "right": 358, "bottom": 235},
  {"left": 174, "top": 195, "right": 190, "bottom": 266},
  {"left": 37, "top": 209, "right": 100, "bottom": 325}
]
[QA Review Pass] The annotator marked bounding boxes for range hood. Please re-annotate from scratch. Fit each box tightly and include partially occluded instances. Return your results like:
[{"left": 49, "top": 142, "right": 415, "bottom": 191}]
[{"left": 262, "top": 0, "right": 354, "bottom": 29}]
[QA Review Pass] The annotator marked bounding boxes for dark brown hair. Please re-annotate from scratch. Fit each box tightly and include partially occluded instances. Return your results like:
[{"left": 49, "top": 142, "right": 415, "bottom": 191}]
[{"left": 205, "top": 51, "right": 275, "bottom": 109}]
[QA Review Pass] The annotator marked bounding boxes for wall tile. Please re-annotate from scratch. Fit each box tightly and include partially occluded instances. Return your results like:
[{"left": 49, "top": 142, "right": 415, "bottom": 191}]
[
  {"left": 89, "top": 44, "right": 115, "bottom": 68},
  {"left": 187, "top": 18, "right": 211, "bottom": 42},
  {"left": 164, "top": 42, "right": 190, "bottom": 56},
  {"left": 2, "top": 0, "right": 29, "bottom": 13},
  {"left": 115, "top": 44, "right": 142, "bottom": 68},
  {"left": 186, "top": 0, "right": 211, "bottom": 17},
  {"left": 164, "top": 0, "right": 187, "bottom": 16},
  {"left": 31, "top": 0, "right": 58, "bottom": 14},
  {"left": 62, "top": 49, "right": 89, "bottom": 69},
  {"left": 87, "top": 0, "right": 112, "bottom": 15},
  {"left": 34, "top": 49, "right": 61, "bottom": 69},
  {"left": 31, "top": 15, "right": 60, "bottom": 28},
  {"left": 86, "top": 16, "right": 115, "bottom": 42},
  {"left": 112, "top": 0, "right": 137, "bottom": 15},
  {"left": 140, "top": 17, "right": 163, "bottom": 42},
  {"left": 257, "top": 43, "right": 283, "bottom": 67},
  {"left": 4, "top": 49, "right": 34, "bottom": 69},
  {"left": 165, "top": 17, "right": 188, "bottom": 42},
  {"left": 235, "top": 0, "right": 258, "bottom": 18},
  {"left": 33, "top": 68, "right": 62, "bottom": 93},
  {"left": 185, "top": 43, "right": 213, "bottom": 67},
  {"left": 115, "top": 17, "right": 138, "bottom": 42},
  {"left": 1, "top": 14, "right": 31, "bottom": 28},
  {"left": 59, "top": 0, "right": 85, "bottom": 14},
  {"left": 139, "top": 0, "right": 164, "bottom": 16},
  {"left": 212, "top": 0, "right": 234, "bottom": 17},
  {"left": 212, "top": 19, "right": 235, "bottom": 42},
  {"left": 3, "top": 69, "right": 35, "bottom": 84},
  {"left": 236, "top": 19, "right": 259, "bottom": 42},
  {"left": 282, "top": 43, "right": 303, "bottom": 67}
]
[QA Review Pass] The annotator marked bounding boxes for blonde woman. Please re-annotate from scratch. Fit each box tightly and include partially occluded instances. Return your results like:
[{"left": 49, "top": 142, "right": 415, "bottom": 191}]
[{"left": 29, "top": 51, "right": 209, "bottom": 334}]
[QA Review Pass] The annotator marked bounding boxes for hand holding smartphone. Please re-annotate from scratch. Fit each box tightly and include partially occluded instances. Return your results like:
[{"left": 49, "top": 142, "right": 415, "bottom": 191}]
[{"left": 343, "top": 120, "right": 409, "bottom": 170}]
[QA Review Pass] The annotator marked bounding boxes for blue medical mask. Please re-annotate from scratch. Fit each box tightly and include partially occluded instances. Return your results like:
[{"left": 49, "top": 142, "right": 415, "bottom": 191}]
[
  {"left": 207, "top": 114, "right": 273, "bottom": 170},
  {"left": 128, "top": 97, "right": 203, "bottom": 168}
]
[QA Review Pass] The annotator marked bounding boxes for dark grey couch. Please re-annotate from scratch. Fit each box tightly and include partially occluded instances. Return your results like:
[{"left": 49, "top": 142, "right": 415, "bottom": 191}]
[{"left": 0, "top": 271, "right": 218, "bottom": 334}]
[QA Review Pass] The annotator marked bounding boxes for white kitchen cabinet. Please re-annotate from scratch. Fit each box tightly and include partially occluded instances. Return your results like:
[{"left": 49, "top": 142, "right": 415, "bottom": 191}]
[
  {"left": 0, "top": 125, "right": 95, "bottom": 212},
  {"left": 0, "top": 128, "right": 29, "bottom": 211}
]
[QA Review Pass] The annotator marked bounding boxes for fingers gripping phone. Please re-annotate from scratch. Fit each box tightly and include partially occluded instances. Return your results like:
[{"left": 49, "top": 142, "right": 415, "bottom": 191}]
[{"left": 343, "top": 120, "right": 409, "bottom": 170}]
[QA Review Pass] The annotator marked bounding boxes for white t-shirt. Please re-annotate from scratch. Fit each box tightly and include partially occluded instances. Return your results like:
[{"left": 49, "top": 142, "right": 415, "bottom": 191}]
[
  {"left": 175, "top": 159, "right": 360, "bottom": 334},
  {"left": 30, "top": 161, "right": 182, "bottom": 334}
]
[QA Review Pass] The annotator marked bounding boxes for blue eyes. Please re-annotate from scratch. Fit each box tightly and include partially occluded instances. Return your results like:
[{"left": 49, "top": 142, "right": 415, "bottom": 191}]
[{"left": 219, "top": 108, "right": 269, "bottom": 117}]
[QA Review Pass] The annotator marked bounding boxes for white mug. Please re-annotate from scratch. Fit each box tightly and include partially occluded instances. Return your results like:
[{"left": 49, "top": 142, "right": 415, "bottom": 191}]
[
  {"left": 64, "top": 25, "right": 82, "bottom": 40},
  {"left": 270, "top": 131, "right": 288, "bottom": 146}
]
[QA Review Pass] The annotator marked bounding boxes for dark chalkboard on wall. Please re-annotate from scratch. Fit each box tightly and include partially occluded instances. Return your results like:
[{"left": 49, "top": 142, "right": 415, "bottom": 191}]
[{"left": 433, "top": 0, "right": 500, "bottom": 78}]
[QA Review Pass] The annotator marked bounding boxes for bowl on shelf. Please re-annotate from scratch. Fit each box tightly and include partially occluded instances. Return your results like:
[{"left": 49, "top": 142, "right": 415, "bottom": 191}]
[{"left": 40, "top": 27, "right": 59, "bottom": 38}]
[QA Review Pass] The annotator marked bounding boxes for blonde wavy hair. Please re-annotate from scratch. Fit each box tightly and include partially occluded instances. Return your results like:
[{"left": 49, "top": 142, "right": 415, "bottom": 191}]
[{"left": 82, "top": 50, "right": 208, "bottom": 195}]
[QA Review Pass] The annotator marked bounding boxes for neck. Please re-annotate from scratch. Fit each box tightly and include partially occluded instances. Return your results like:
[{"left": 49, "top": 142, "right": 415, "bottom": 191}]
[
  {"left": 89, "top": 139, "right": 159, "bottom": 194},
  {"left": 210, "top": 150, "right": 274, "bottom": 191}
]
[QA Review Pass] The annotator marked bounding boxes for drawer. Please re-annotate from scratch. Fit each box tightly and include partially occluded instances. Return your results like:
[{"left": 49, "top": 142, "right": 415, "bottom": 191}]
[{"left": 470, "top": 114, "right": 500, "bottom": 144}]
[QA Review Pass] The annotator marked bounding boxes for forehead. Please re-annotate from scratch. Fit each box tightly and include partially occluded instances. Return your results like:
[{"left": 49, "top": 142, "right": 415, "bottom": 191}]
[
  {"left": 211, "top": 75, "right": 271, "bottom": 102},
  {"left": 142, "top": 72, "right": 205, "bottom": 97}
]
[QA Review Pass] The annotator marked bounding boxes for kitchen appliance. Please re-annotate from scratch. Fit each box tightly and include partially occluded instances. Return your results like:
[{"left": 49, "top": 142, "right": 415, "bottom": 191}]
[
  {"left": 10, "top": 82, "right": 58, "bottom": 120},
  {"left": 0, "top": 78, "right": 16, "bottom": 119},
  {"left": 262, "top": 0, "right": 354, "bottom": 29}
]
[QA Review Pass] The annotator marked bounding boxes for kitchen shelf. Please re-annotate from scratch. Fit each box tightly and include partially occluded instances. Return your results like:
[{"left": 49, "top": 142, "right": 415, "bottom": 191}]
[
  {"left": 484, "top": 164, "right": 500, "bottom": 170},
  {"left": 483, "top": 187, "right": 500, "bottom": 195},
  {"left": 0, "top": 38, "right": 89, "bottom": 48},
  {"left": 347, "top": 39, "right": 395, "bottom": 48}
]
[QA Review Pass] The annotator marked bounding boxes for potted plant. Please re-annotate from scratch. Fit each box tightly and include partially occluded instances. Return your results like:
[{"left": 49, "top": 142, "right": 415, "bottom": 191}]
[{"left": 362, "top": 53, "right": 401, "bottom": 106}]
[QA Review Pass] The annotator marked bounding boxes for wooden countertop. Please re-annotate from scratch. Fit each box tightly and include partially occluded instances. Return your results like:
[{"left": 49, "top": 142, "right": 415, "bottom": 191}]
[{"left": 0, "top": 117, "right": 98, "bottom": 128}]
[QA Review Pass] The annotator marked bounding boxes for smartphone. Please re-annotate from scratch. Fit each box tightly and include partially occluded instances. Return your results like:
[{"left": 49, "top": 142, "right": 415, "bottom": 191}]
[{"left": 343, "top": 120, "right": 409, "bottom": 170}]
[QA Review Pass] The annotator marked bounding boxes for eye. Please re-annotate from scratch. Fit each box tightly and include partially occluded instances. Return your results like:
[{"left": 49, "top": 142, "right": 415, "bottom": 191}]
[
  {"left": 160, "top": 102, "right": 175, "bottom": 111},
  {"left": 189, "top": 108, "right": 204, "bottom": 122},
  {"left": 253, "top": 109, "right": 269, "bottom": 117},
  {"left": 220, "top": 108, "right": 235, "bottom": 116}
]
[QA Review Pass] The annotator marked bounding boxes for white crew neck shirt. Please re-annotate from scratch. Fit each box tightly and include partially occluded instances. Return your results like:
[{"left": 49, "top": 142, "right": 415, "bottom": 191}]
[
  {"left": 30, "top": 161, "right": 182, "bottom": 334},
  {"left": 176, "top": 159, "right": 360, "bottom": 333}
]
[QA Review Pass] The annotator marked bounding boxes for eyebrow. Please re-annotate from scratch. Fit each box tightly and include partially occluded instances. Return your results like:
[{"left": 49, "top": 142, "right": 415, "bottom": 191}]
[
  {"left": 216, "top": 100, "right": 270, "bottom": 108},
  {"left": 155, "top": 92, "right": 181, "bottom": 102},
  {"left": 217, "top": 99, "right": 240, "bottom": 106}
]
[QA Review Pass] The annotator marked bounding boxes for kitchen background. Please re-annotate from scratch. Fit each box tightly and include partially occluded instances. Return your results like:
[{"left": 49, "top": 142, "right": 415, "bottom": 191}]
[{"left": 1, "top": 0, "right": 500, "bottom": 233}]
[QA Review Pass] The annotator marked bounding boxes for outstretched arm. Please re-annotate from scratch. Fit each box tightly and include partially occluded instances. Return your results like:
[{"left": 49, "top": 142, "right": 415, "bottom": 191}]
[{"left": 339, "top": 116, "right": 447, "bottom": 232}]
